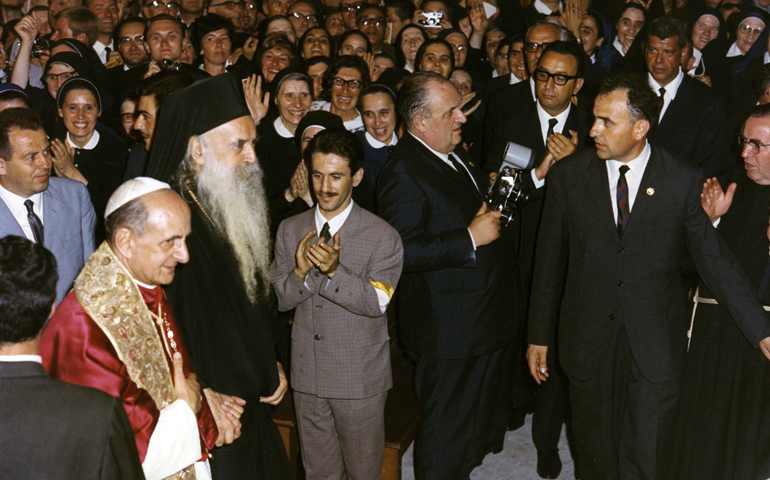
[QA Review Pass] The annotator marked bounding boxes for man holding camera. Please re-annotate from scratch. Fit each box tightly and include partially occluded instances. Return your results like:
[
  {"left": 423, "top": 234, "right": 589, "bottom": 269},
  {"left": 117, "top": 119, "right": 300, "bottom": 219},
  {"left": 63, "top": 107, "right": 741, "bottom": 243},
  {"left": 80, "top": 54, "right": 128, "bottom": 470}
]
[{"left": 377, "top": 71, "right": 523, "bottom": 480}]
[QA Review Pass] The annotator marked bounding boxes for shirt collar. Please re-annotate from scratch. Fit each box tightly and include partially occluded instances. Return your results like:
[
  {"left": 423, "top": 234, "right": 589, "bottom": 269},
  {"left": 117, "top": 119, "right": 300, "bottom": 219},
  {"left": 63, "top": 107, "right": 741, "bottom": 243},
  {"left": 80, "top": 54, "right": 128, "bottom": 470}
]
[
  {"left": 529, "top": 76, "right": 536, "bottom": 100},
  {"left": 314, "top": 198, "right": 354, "bottom": 235},
  {"left": 0, "top": 355, "right": 42, "bottom": 363},
  {"left": 648, "top": 68, "right": 684, "bottom": 97},
  {"left": 510, "top": 72, "right": 522, "bottom": 84},
  {"left": 0, "top": 182, "right": 43, "bottom": 216},
  {"left": 534, "top": 0, "right": 561, "bottom": 14},
  {"left": 365, "top": 131, "right": 397, "bottom": 148},
  {"left": 536, "top": 99, "right": 571, "bottom": 130},
  {"left": 607, "top": 141, "right": 651, "bottom": 177},
  {"left": 613, "top": 37, "right": 626, "bottom": 56},
  {"left": 726, "top": 42, "right": 744, "bottom": 57},
  {"left": 409, "top": 131, "right": 452, "bottom": 163},
  {"left": 66, "top": 129, "right": 100, "bottom": 150},
  {"left": 273, "top": 117, "right": 294, "bottom": 138},
  {"left": 765, "top": 51, "right": 770, "bottom": 64},
  {"left": 93, "top": 39, "right": 113, "bottom": 53}
]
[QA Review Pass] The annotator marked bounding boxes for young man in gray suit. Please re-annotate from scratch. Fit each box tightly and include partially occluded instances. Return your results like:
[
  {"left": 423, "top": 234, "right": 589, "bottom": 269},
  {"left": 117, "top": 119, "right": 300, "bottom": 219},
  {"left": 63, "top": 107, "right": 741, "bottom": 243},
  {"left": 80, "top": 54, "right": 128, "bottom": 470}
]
[
  {"left": 0, "top": 235, "right": 143, "bottom": 479},
  {"left": 0, "top": 108, "right": 95, "bottom": 304},
  {"left": 270, "top": 128, "right": 404, "bottom": 480}
]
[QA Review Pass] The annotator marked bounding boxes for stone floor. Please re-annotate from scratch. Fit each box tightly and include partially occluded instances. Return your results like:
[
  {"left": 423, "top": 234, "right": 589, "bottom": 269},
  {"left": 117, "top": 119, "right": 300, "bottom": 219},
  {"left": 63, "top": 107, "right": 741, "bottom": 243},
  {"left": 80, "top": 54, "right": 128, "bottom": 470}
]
[{"left": 401, "top": 414, "right": 577, "bottom": 480}]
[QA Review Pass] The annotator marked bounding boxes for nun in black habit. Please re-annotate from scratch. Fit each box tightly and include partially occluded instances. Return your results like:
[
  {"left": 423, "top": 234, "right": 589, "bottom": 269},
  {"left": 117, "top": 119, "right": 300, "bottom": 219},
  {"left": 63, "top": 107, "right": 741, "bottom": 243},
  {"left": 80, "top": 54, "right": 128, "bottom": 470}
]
[{"left": 145, "top": 73, "right": 292, "bottom": 480}]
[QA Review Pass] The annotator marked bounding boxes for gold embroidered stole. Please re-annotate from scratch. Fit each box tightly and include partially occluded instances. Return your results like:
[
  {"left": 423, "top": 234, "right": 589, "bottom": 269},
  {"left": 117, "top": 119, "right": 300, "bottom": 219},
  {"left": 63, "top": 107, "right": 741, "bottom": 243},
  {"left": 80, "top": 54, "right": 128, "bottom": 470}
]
[{"left": 74, "top": 242, "right": 197, "bottom": 480}]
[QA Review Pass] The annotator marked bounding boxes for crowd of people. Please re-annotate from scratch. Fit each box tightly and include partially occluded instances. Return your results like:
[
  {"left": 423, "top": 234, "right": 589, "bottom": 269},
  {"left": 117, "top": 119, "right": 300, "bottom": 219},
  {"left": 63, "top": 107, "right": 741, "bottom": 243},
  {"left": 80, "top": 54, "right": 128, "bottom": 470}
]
[{"left": 1, "top": 0, "right": 770, "bottom": 478}]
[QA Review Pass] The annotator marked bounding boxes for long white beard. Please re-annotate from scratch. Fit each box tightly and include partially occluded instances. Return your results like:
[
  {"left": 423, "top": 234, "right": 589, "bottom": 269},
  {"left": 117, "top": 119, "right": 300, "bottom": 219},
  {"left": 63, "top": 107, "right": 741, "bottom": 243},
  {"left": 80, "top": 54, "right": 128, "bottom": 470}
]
[{"left": 196, "top": 158, "right": 272, "bottom": 303}]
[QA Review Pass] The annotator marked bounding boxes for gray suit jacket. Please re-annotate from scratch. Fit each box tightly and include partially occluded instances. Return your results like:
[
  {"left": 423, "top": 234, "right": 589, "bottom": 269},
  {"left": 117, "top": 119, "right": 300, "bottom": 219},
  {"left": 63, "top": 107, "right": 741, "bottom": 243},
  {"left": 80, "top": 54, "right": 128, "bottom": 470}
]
[
  {"left": 0, "top": 177, "right": 96, "bottom": 304},
  {"left": 270, "top": 202, "right": 404, "bottom": 399}
]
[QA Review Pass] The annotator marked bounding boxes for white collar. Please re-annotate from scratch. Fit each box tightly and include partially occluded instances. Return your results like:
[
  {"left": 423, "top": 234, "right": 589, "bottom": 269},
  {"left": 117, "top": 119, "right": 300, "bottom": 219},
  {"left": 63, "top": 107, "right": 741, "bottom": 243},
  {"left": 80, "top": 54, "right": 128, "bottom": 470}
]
[
  {"left": 314, "top": 198, "right": 354, "bottom": 236},
  {"left": 510, "top": 72, "right": 522, "bottom": 84},
  {"left": 0, "top": 181, "right": 44, "bottom": 222},
  {"left": 273, "top": 117, "right": 294, "bottom": 138},
  {"left": 607, "top": 141, "right": 651, "bottom": 176},
  {"left": 66, "top": 129, "right": 100, "bottom": 150},
  {"left": 409, "top": 131, "right": 452, "bottom": 163},
  {"left": 0, "top": 355, "right": 42, "bottom": 363},
  {"left": 764, "top": 51, "right": 770, "bottom": 64},
  {"left": 529, "top": 76, "right": 536, "bottom": 100},
  {"left": 726, "top": 42, "right": 744, "bottom": 57},
  {"left": 613, "top": 37, "right": 626, "bottom": 57},
  {"left": 590, "top": 53, "right": 596, "bottom": 64},
  {"left": 536, "top": 101, "right": 571, "bottom": 133},
  {"left": 404, "top": 64, "right": 414, "bottom": 73},
  {"left": 365, "top": 131, "right": 397, "bottom": 148},
  {"left": 534, "top": 0, "right": 561, "bottom": 14},
  {"left": 648, "top": 68, "right": 684, "bottom": 97},
  {"left": 491, "top": 68, "right": 499, "bottom": 78}
]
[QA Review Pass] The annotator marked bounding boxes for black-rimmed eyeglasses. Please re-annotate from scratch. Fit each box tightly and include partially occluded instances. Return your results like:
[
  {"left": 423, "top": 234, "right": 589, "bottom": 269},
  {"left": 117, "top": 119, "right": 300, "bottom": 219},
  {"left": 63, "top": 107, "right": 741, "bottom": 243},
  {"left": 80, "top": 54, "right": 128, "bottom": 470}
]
[{"left": 534, "top": 69, "right": 579, "bottom": 86}]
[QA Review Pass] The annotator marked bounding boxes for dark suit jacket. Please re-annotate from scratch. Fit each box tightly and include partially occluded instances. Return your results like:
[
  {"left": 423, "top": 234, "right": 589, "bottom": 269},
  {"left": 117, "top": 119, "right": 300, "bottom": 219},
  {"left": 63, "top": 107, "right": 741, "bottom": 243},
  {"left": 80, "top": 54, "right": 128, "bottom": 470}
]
[
  {"left": 377, "top": 133, "right": 522, "bottom": 359},
  {"left": 0, "top": 361, "right": 143, "bottom": 479},
  {"left": 485, "top": 102, "right": 591, "bottom": 288},
  {"left": 651, "top": 74, "right": 725, "bottom": 178},
  {"left": 482, "top": 79, "right": 534, "bottom": 166},
  {"left": 528, "top": 145, "right": 770, "bottom": 383}
]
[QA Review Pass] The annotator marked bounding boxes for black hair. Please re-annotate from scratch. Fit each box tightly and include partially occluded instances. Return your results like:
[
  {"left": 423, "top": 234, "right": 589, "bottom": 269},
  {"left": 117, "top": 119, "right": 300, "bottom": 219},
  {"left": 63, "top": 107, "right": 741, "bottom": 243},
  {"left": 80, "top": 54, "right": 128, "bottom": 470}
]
[
  {"left": 304, "top": 127, "right": 365, "bottom": 174},
  {"left": 415, "top": 38, "right": 454, "bottom": 77},
  {"left": 0, "top": 236, "right": 58, "bottom": 345},
  {"left": 336, "top": 29, "right": 372, "bottom": 55},
  {"left": 135, "top": 69, "right": 195, "bottom": 109},
  {"left": 646, "top": 16, "right": 686, "bottom": 49},
  {"left": 541, "top": 40, "right": 585, "bottom": 78},
  {"left": 596, "top": 73, "right": 658, "bottom": 125},
  {"left": 191, "top": 13, "right": 235, "bottom": 53},
  {"left": 0, "top": 108, "right": 44, "bottom": 161},
  {"left": 322, "top": 55, "right": 370, "bottom": 100}
]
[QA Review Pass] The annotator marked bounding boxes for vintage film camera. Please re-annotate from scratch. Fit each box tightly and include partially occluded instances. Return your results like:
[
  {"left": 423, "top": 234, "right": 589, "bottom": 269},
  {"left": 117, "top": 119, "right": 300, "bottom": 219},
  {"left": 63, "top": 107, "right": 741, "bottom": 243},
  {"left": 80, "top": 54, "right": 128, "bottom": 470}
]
[
  {"left": 421, "top": 11, "right": 443, "bottom": 27},
  {"left": 485, "top": 142, "right": 536, "bottom": 225}
]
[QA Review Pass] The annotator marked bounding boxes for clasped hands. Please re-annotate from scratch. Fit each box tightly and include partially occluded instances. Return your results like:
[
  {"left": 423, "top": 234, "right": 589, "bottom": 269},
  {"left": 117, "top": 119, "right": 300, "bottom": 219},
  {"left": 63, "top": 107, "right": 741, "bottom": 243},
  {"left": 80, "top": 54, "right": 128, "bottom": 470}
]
[
  {"left": 172, "top": 353, "right": 246, "bottom": 447},
  {"left": 294, "top": 229, "right": 341, "bottom": 279}
]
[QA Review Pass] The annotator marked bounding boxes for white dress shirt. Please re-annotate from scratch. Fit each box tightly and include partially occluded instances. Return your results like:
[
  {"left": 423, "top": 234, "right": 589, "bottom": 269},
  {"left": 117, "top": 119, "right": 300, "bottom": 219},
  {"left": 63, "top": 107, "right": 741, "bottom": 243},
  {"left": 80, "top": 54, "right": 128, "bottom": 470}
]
[
  {"left": 613, "top": 37, "right": 626, "bottom": 57},
  {"left": 530, "top": 102, "right": 572, "bottom": 189},
  {"left": 648, "top": 68, "right": 684, "bottom": 121},
  {"left": 0, "top": 354, "right": 43, "bottom": 362},
  {"left": 0, "top": 182, "right": 44, "bottom": 242},
  {"left": 93, "top": 40, "right": 115, "bottom": 64},
  {"left": 510, "top": 72, "right": 522, "bottom": 85},
  {"left": 606, "top": 141, "right": 652, "bottom": 221},
  {"left": 533, "top": 0, "right": 562, "bottom": 15}
]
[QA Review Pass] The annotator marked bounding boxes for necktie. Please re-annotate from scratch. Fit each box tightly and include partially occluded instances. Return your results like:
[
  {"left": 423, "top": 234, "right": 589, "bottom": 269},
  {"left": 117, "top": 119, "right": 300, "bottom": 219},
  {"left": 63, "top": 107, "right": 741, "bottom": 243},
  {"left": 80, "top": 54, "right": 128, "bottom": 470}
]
[
  {"left": 616, "top": 165, "right": 630, "bottom": 236},
  {"left": 658, "top": 87, "right": 666, "bottom": 117},
  {"left": 24, "top": 199, "right": 44, "bottom": 245},
  {"left": 319, "top": 222, "right": 331, "bottom": 243},
  {"left": 448, "top": 153, "right": 477, "bottom": 191},
  {"left": 547, "top": 118, "right": 558, "bottom": 138}
]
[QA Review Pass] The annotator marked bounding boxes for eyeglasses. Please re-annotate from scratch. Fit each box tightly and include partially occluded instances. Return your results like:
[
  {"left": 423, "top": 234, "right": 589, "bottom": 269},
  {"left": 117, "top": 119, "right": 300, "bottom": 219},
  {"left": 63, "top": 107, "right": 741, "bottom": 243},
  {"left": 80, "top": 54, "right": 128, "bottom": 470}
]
[
  {"left": 340, "top": 2, "right": 364, "bottom": 12},
  {"left": 209, "top": 0, "right": 245, "bottom": 9},
  {"left": 120, "top": 113, "right": 136, "bottom": 123},
  {"left": 737, "top": 134, "right": 770, "bottom": 154},
  {"left": 147, "top": 0, "right": 180, "bottom": 10},
  {"left": 357, "top": 17, "right": 386, "bottom": 27},
  {"left": 118, "top": 35, "right": 145, "bottom": 45},
  {"left": 496, "top": 51, "right": 509, "bottom": 58},
  {"left": 42, "top": 70, "right": 76, "bottom": 84},
  {"left": 534, "top": 68, "right": 579, "bottom": 86},
  {"left": 448, "top": 44, "right": 467, "bottom": 52},
  {"left": 524, "top": 41, "right": 552, "bottom": 53},
  {"left": 739, "top": 23, "right": 764, "bottom": 36},
  {"left": 290, "top": 12, "right": 320, "bottom": 23},
  {"left": 332, "top": 77, "right": 362, "bottom": 89}
]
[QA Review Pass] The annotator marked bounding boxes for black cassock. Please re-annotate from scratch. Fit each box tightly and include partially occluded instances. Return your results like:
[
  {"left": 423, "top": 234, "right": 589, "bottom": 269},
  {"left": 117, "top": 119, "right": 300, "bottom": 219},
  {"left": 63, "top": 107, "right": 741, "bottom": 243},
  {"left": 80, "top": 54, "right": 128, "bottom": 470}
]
[
  {"left": 165, "top": 199, "right": 292, "bottom": 479},
  {"left": 670, "top": 165, "right": 770, "bottom": 480}
]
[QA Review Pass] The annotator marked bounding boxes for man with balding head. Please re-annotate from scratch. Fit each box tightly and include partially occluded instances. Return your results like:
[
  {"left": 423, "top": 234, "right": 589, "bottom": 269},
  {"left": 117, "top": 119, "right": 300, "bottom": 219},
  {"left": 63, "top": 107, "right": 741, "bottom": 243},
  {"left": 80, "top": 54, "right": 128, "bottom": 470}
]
[
  {"left": 40, "top": 177, "right": 247, "bottom": 480},
  {"left": 145, "top": 74, "right": 292, "bottom": 479},
  {"left": 377, "top": 71, "right": 522, "bottom": 479}
]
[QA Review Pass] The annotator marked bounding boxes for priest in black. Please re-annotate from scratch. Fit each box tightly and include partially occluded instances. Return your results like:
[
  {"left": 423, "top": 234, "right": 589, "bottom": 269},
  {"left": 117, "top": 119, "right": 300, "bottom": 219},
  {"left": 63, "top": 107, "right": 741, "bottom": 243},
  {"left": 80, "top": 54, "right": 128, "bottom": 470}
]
[
  {"left": 145, "top": 74, "right": 292, "bottom": 479},
  {"left": 669, "top": 104, "right": 770, "bottom": 480}
]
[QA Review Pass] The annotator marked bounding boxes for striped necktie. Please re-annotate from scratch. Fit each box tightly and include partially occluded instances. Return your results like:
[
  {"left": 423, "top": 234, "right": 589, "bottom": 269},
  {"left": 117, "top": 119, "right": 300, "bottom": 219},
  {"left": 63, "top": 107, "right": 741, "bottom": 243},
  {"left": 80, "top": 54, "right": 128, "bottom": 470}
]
[{"left": 616, "top": 165, "right": 630, "bottom": 236}]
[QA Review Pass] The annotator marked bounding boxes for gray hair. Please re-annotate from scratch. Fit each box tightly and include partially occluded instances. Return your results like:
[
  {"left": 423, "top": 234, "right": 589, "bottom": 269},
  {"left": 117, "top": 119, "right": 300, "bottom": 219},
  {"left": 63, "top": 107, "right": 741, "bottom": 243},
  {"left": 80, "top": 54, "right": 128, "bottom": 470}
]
[
  {"left": 397, "top": 71, "right": 448, "bottom": 129},
  {"left": 105, "top": 197, "right": 149, "bottom": 247},
  {"left": 526, "top": 19, "right": 573, "bottom": 42}
]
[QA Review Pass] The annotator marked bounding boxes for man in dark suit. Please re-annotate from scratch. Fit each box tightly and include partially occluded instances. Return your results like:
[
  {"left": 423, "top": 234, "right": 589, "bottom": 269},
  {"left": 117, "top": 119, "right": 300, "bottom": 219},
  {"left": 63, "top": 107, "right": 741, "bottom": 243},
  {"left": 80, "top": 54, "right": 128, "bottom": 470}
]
[
  {"left": 0, "top": 108, "right": 95, "bottom": 304},
  {"left": 645, "top": 17, "right": 725, "bottom": 178},
  {"left": 483, "top": 20, "right": 566, "bottom": 162},
  {"left": 485, "top": 40, "right": 591, "bottom": 479},
  {"left": 378, "top": 71, "right": 523, "bottom": 480},
  {"left": 526, "top": 73, "right": 770, "bottom": 480},
  {"left": 0, "top": 235, "right": 143, "bottom": 480}
]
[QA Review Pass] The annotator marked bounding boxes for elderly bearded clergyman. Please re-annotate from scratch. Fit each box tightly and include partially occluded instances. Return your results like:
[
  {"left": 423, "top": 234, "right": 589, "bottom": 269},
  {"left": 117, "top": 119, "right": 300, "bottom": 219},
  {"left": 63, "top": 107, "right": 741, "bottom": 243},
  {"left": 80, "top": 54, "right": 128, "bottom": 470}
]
[{"left": 145, "top": 73, "right": 292, "bottom": 479}]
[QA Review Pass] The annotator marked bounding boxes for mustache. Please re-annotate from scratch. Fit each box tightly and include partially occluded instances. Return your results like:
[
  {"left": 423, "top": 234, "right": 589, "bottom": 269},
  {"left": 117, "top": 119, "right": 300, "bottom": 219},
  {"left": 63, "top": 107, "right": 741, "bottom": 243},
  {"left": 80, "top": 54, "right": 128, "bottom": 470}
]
[{"left": 317, "top": 191, "right": 339, "bottom": 197}]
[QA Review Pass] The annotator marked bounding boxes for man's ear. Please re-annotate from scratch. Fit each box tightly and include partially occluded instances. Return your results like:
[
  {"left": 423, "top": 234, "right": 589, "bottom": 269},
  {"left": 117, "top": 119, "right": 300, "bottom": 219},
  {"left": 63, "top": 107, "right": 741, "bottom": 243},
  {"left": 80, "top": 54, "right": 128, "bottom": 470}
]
[
  {"left": 573, "top": 77, "right": 584, "bottom": 96},
  {"left": 596, "top": 36, "right": 604, "bottom": 47},
  {"left": 412, "top": 115, "right": 426, "bottom": 133},
  {"left": 352, "top": 167, "right": 364, "bottom": 187},
  {"left": 76, "top": 33, "right": 88, "bottom": 45},
  {"left": 112, "top": 227, "right": 135, "bottom": 259},
  {"left": 634, "top": 119, "right": 651, "bottom": 140},
  {"left": 189, "top": 136, "right": 205, "bottom": 166},
  {"left": 0, "top": 157, "right": 7, "bottom": 176}
]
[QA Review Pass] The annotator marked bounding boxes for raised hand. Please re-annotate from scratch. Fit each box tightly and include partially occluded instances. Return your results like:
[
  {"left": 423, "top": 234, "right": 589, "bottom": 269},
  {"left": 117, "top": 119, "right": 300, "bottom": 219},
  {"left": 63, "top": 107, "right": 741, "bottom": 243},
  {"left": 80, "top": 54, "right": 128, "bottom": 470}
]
[
  {"left": 700, "top": 177, "right": 736, "bottom": 222},
  {"left": 308, "top": 232, "right": 341, "bottom": 277},
  {"left": 243, "top": 74, "right": 270, "bottom": 126},
  {"left": 294, "top": 229, "right": 317, "bottom": 279}
]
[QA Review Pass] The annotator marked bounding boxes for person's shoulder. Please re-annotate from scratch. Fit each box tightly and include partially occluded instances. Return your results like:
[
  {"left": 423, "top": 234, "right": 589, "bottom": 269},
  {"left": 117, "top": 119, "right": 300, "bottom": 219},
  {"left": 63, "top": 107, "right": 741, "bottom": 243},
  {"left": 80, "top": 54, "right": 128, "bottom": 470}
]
[
  {"left": 277, "top": 207, "right": 314, "bottom": 234},
  {"left": 679, "top": 74, "right": 720, "bottom": 101},
  {"left": 47, "top": 177, "right": 90, "bottom": 198},
  {"left": 651, "top": 144, "right": 704, "bottom": 177}
]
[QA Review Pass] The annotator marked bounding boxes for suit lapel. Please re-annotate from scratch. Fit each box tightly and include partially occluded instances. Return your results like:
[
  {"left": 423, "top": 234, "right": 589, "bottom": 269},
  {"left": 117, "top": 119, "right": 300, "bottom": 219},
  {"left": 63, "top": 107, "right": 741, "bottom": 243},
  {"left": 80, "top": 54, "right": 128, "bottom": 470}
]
[
  {"left": 658, "top": 76, "right": 691, "bottom": 130},
  {"left": 406, "top": 135, "right": 482, "bottom": 203},
  {"left": 42, "top": 187, "right": 63, "bottom": 252},
  {"left": 621, "top": 146, "right": 664, "bottom": 238},
  {"left": 585, "top": 154, "right": 618, "bottom": 239}
]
